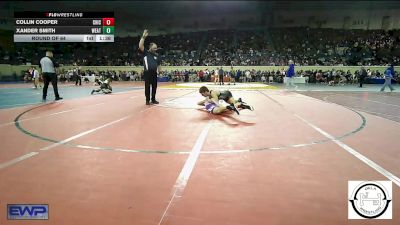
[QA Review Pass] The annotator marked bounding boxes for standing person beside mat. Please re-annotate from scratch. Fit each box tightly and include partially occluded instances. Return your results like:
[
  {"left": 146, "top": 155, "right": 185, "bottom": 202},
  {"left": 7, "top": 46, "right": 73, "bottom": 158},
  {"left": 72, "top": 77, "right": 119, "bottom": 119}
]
[
  {"left": 138, "top": 29, "right": 162, "bottom": 105},
  {"left": 218, "top": 67, "right": 224, "bottom": 85},
  {"left": 359, "top": 66, "right": 367, "bottom": 88},
  {"left": 32, "top": 66, "right": 42, "bottom": 89},
  {"left": 40, "top": 51, "right": 62, "bottom": 101},
  {"left": 75, "top": 67, "right": 82, "bottom": 86},
  {"left": 214, "top": 69, "right": 219, "bottom": 85},
  {"left": 380, "top": 64, "right": 396, "bottom": 92},
  {"left": 286, "top": 60, "right": 297, "bottom": 89}
]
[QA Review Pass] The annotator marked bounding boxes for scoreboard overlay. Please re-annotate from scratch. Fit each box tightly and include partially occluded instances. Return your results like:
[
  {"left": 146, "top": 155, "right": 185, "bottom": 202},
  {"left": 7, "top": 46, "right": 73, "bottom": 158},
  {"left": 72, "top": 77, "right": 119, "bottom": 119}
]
[{"left": 14, "top": 12, "right": 115, "bottom": 42}]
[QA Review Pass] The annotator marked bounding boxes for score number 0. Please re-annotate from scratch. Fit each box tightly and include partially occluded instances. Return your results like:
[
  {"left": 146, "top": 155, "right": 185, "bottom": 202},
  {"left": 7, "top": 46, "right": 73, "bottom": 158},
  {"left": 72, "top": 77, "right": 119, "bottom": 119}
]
[{"left": 102, "top": 18, "right": 115, "bottom": 26}]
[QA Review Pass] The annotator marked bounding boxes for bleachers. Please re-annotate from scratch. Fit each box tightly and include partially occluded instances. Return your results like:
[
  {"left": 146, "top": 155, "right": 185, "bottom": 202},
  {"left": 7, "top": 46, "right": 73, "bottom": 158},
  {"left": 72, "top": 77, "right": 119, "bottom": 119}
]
[{"left": 0, "top": 28, "right": 399, "bottom": 67}]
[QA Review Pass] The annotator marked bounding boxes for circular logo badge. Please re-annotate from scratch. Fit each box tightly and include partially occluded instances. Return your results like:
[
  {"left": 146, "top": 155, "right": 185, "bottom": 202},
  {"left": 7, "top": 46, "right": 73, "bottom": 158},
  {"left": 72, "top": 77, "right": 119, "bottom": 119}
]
[{"left": 349, "top": 181, "right": 391, "bottom": 219}]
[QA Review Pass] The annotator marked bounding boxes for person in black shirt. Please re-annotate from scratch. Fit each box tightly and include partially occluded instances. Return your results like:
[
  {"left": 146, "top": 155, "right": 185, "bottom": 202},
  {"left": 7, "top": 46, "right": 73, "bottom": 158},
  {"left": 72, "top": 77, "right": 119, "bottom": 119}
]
[
  {"left": 138, "top": 29, "right": 162, "bottom": 105},
  {"left": 75, "top": 67, "right": 82, "bottom": 86},
  {"left": 218, "top": 67, "right": 224, "bottom": 85},
  {"left": 359, "top": 66, "right": 367, "bottom": 88}
]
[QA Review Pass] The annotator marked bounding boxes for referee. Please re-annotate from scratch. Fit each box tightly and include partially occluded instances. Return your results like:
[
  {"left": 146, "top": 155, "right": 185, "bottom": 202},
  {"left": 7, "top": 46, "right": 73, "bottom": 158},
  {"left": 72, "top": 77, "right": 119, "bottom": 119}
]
[
  {"left": 138, "top": 29, "right": 161, "bottom": 105},
  {"left": 359, "top": 66, "right": 367, "bottom": 88},
  {"left": 218, "top": 67, "right": 224, "bottom": 85},
  {"left": 40, "top": 51, "right": 62, "bottom": 101}
]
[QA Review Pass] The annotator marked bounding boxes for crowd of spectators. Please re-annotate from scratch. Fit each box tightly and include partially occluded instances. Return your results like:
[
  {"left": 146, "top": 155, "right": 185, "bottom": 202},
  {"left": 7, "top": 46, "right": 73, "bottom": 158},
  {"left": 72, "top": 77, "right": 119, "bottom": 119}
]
[
  {"left": 1, "top": 27, "right": 399, "bottom": 67},
  {"left": 25, "top": 67, "right": 394, "bottom": 86}
]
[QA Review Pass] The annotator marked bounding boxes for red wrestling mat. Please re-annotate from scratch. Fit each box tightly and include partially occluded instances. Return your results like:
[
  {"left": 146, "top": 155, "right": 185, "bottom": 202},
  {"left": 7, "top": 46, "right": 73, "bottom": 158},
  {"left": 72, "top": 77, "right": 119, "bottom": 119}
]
[{"left": 0, "top": 88, "right": 399, "bottom": 225}]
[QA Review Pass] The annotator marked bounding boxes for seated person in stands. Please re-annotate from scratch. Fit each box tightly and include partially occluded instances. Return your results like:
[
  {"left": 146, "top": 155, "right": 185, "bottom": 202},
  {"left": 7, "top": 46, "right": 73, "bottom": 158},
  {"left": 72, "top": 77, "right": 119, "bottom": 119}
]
[{"left": 316, "top": 71, "right": 326, "bottom": 83}]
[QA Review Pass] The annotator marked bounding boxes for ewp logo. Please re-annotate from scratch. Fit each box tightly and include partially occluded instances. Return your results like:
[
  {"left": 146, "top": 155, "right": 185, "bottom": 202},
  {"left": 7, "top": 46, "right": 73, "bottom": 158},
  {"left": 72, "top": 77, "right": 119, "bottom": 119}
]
[{"left": 7, "top": 204, "right": 49, "bottom": 220}]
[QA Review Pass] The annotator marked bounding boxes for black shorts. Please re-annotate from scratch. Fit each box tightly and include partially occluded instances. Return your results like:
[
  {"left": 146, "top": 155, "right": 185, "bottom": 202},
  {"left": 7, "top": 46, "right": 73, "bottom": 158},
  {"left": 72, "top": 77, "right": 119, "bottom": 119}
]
[{"left": 218, "top": 91, "right": 233, "bottom": 102}]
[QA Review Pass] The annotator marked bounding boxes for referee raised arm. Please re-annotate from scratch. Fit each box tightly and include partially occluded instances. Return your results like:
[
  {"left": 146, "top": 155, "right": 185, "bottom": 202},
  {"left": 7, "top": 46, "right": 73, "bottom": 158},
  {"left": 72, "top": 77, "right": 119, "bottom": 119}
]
[
  {"left": 40, "top": 51, "right": 62, "bottom": 101},
  {"left": 138, "top": 29, "right": 161, "bottom": 105}
]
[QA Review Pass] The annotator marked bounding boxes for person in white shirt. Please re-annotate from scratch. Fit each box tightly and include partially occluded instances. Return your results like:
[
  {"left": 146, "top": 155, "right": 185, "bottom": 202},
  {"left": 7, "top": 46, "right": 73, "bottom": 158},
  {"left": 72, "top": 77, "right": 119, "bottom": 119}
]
[
  {"left": 31, "top": 66, "right": 42, "bottom": 89},
  {"left": 214, "top": 69, "right": 219, "bottom": 85},
  {"left": 245, "top": 70, "right": 251, "bottom": 82},
  {"left": 40, "top": 51, "right": 62, "bottom": 101}
]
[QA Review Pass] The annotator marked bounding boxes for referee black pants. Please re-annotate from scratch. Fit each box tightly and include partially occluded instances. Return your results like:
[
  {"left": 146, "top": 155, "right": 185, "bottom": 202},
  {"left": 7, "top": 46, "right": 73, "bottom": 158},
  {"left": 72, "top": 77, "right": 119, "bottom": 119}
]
[
  {"left": 144, "top": 71, "right": 158, "bottom": 102},
  {"left": 42, "top": 72, "right": 60, "bottom": 99},
  {"left": 359, "top": 76, "right": 365, "bottom": 87},
  {"left": 75, "top": 75, "right": 82, "bottom": 85}
]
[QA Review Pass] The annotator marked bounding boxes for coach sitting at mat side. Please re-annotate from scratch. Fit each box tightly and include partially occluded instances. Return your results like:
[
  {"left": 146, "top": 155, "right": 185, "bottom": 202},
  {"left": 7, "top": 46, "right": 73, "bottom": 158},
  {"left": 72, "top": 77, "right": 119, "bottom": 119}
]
[{"left": 138, "top": 29, "right": 162, "bottom": 105}]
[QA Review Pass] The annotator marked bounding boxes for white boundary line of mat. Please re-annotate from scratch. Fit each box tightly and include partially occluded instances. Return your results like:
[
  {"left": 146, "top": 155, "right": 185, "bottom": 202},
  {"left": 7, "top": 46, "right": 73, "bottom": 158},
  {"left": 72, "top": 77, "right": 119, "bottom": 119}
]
[
  {"left": 0, "top": 93, "right": 143, "bottom": 127},
  {"left": 0, "top": 102, "right": 106, "bottom": 127},
  {"left": 0, "top": 106, "right": 155, "bottom": 170},
  {"left": 39, "top": 116, "right": 132, "bottom": 151},
  {"left": 293, "top": 113, "right": 400, "bottom": 187},
  {"left": 0, "top": 152, "right": 39, "bottom": 170},
  {"left": 0, "top": 87, "right": 141, "bottom": 110},
  {"left": 0, "top": 89, "right": 195, "bottom": 169},
  {"left": 0, "top": 90, "right": 193, "bottom": 170},
  {"left": 157, "top": 122, "right": 212, "bottom": 225},
  {"left": 264, "top": 91, "right": 400, "bottom": 187}
]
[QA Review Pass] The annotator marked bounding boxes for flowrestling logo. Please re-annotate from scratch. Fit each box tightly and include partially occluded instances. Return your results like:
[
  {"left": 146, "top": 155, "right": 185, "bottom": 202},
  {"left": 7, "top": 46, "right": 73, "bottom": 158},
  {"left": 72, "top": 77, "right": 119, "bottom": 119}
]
[
  {"left": 7, "top": 204, "right": 49, "bottom": 220},
  {"left": 348, "top": 181, "right": 392, "bottom": 219}
]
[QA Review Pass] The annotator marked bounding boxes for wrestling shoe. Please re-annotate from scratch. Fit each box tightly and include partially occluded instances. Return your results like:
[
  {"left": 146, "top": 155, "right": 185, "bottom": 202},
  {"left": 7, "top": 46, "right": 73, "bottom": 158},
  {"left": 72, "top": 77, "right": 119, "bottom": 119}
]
[
  {"left": 238, "top": 98, "right": 247, "bottom": 104},
  {"left": 226, "top": 104, "right": 240, "bottom": 115},
  {"left": 240, "top": 103, "right": 254, "bottom": 111}
]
